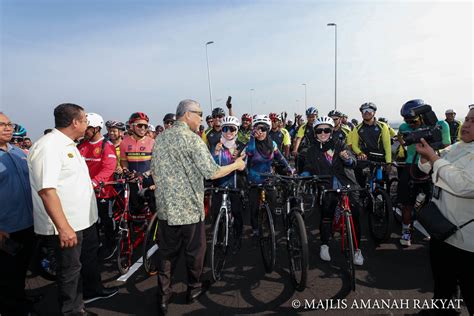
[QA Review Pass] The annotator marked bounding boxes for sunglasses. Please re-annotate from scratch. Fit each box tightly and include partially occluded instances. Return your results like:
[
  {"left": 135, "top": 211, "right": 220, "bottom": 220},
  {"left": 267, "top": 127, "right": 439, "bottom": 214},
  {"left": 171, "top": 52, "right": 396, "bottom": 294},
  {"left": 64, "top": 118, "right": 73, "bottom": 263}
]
[
  {"left": 164, "top": 120, "right": 174, "bottom": 125},
  {"left": 405, "top": 118, "right": 420, "bottom": 124},
  {"left": 213, "top": 115, "right": 224, "bottom": 119},
  {"left": 133, "top": 123, "right": 148, "bottom": 129},
  {"left": 189, "top": 110, "right": 203, "bottom": 117},
  {"left": 206, "top": 120, "right": 213, "bottom": 124},
  {"left": 315, "top": 128, "right": 332, "bottom": 134},
  {"left": 222, "top": 126, "right": 237, "bottom": 133},
  {"left": 361, "top": 109, "right": 375, "bottom": 114},
  {"left": 256, "top": 125, "right": 269, "bottom": 133}
]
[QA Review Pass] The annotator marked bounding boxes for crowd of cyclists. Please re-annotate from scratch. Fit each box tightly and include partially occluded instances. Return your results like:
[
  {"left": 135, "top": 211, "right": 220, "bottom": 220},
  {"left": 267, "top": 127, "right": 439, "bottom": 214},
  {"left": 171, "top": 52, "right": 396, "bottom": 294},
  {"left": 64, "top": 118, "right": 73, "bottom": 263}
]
[{"left": 4, "top": 98, "right": 470, "bottom": 314}]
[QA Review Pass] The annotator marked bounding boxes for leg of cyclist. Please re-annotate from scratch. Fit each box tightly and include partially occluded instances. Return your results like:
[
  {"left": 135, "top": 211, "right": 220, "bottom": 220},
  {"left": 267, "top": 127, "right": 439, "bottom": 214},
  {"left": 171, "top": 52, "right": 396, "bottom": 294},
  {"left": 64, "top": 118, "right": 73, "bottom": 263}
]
[
  {"left": 249, "top": 187, "right": 260, "bottom": 237},
  {"left": 211, "top": 191, "right": 223, "bottom": 224},
  {"left": 230, "top": 192, "right": 243, "bottom": 252},
  {"left": 398, "top": 164, "right": 414, "bottom": 246},
  {"left": 320, "top": 193, "right": 337, "bottom": 262},
  {"left": 97, "top": 198, "right": 116, "bottom": 259},
  {"left": 349, "top": 191, "right": 364, "bottom": 266}
]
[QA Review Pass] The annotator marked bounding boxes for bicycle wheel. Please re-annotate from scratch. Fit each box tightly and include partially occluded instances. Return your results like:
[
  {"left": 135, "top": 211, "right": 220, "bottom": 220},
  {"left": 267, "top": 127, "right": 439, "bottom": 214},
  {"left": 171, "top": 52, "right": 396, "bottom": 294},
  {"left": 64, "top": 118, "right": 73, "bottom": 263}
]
[
  {"left": 211, "top": 208, "right": 228, "bottom": 281},
  {"left": 117, "top": 220, "right": 133, "bottom": 275},
  {"left": 258, "top": 202, "right": 276, "bottom": 273},
  {"left": 368, "top": 188, "right": 393, "bottom": 242},
  {"left": 143, "top": 212, "right": 159, "bottom": 276},
  {"left": 287, "top": 210, "right": 309, "bottom": 291},
  {"left": 344, "top": 212, "right": 356, "bottom": 291}
]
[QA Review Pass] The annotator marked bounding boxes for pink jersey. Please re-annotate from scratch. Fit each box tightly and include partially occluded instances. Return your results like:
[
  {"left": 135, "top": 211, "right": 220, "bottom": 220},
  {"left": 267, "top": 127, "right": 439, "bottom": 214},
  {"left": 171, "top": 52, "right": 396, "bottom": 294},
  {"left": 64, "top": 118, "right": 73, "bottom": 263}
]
[{"left": 119, "top": 135, "right": 154, "bottom": 173}]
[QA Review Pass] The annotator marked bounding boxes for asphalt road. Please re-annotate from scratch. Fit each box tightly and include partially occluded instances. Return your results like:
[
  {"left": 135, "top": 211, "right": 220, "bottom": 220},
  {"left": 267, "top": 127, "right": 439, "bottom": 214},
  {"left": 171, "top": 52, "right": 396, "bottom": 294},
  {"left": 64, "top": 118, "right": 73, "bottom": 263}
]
[{"left": 26, "top": 206, "right": 469, "bottom": 316}]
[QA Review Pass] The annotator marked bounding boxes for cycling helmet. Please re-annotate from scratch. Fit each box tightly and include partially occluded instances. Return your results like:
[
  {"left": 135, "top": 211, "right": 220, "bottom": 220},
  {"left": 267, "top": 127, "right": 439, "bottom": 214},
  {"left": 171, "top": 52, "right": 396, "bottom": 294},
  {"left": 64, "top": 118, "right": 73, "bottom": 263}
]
[
  {"left": 13, "top": 124, "right": 27, "bottom": 137},
  {"left": 378, "top": 117, "right": 388, "bottom": 123},
  {"left": 148, "top": 124, "right": 155, "bottom": 132},
  {"left": 306, "top": 107, "right": 318, "bottom": 116},
  {"left": 313, "top": 116, "right": 335, "bottom": 128},
  {"left": 106, "top": 120, "right": 126, "bottom": 131},
  {"left": 221, "top": 116, "right": 240, "bottom": 127},
  {"left": 359, "top": 102, "right": 377, "bottom": 112},
  {"left": 205, "top": 115, "right": 213, "bottom": 121},
  {"left": 163, "top": 113, "right": 176, "bottom": 122},
  {"left": 445, "top": 109, "right": 455, "bottom": 115},
  {"left": 269, "top": 112, "right": 281, "bottom": 121},
  {"left": 212, "top": 107, "right": 226, "bottom": 118},
  {"left": 252, "top": 114, "right": 271, "bottom": 128},
  {"left": 129, "top": 112, "right": 150, "bottom": 124},
  {"left": 241, "top": 113, "right": 252, "bottom": 122},
  {"left": 328, "top": 110, "right": 343, "bottom": 117},
  {"left": 86, "top": 113, "right": 104, "bottom": 129},
  {"left": 400, "top": 99, "right": 425, "bottom": 119}
]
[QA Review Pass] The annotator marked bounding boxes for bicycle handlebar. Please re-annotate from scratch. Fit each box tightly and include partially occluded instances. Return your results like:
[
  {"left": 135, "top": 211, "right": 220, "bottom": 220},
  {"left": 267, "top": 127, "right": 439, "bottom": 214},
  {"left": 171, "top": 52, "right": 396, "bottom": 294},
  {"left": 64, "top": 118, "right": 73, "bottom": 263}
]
[
  {"left": 257, "top": 172, "right": 332, "bottom": 183},
  {"left": 205, "top": 186, "right": 242, "bottom": 194},
  {"left": 322, "top": 185, "right": 366, "bottom": 194}
]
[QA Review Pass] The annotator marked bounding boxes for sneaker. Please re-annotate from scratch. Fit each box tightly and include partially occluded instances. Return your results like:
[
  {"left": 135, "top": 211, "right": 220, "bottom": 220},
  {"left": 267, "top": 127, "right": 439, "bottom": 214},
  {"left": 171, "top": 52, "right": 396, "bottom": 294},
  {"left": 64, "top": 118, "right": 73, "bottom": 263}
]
[
  {"left": 400, "top": 230, "right": 412, "bottom": 247},
  {"left": 251, "top": 229, "right": 259, "bottom": 238},
  {"left": 320, "top": 245, "right": 331, "bottom": 262},
  {"left": 84, "top": 286, "right": 119, "bottom": 304},
  {"left": 353, "top": 249, "right": 364, "bottom": 266}
]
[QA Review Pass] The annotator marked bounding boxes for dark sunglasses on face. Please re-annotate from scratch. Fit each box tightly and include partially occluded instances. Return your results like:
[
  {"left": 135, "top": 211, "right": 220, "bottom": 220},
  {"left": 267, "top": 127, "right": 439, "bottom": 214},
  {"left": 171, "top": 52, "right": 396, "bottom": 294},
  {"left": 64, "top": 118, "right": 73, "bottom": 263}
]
[
  {"left": 256, "top": 125, "right": 269, "bottom": 133},
  {"left": 133, "top": 123, "right": 148, "bottom": 129},
  {"left": 405, "top": 118, "right": 420, "bottom": 124},
  {"left": 164, "top": 120, "right": 174, "bottom": 125},
  {"left": 315, "top": 127, "right": 332, "bottom": 134},
  {"left": 222, "top": 126, "right": 237, "bottom": 133}
]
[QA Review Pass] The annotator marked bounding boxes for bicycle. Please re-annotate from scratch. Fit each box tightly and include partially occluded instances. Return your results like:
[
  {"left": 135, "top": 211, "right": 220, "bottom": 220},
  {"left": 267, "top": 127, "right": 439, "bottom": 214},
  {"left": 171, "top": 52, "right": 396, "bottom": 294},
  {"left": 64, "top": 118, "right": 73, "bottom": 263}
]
[
  {"left": 320, "top": 185, "right": 365, "bottom": 291},
  {"left": 358, "top": 152, "right": 393, "bottom": 243},
  {"left": 206, "top": 186, "right": 243, "bottom": 281}
]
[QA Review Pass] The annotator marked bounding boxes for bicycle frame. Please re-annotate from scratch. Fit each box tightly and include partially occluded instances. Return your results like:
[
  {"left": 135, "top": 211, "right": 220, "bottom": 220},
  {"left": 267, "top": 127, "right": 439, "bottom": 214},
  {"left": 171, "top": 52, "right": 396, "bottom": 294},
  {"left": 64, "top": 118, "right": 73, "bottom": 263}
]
[{"left": 338, "top": 192, "right": 359, "bottom": 252}]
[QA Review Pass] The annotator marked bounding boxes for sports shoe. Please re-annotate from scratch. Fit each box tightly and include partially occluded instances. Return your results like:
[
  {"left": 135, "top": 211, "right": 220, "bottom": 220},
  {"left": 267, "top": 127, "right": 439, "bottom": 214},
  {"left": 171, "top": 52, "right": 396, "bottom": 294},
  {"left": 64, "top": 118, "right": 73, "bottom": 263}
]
[
  {"left": 251, "top": 229, "right": 259, "bottom": 238},
  {"left": 84, "top": 286, "right": 119, "bottom": 304},
  {"left": 353, "top": 249, "right": 364, "bottom": 266},
  {"left": 320, "top": 245, "right": 331, "bottom": 262},
  {"left": 400, "top": 230, "right": 412, "bottom": 247}
]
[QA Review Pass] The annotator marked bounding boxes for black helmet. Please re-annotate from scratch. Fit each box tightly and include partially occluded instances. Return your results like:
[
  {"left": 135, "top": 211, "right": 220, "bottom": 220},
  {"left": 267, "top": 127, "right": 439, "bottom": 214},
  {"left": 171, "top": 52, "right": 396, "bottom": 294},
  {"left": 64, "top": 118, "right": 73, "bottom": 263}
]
[
  {"left": 212, "top": 107, "right": 225, "bottom": 118},
  {"left": 328, "top": 110, "right": 343, "bottom": 117},
  {"left": 205, "top": 115, "right": 213, "bottom": 121},
  {"left": 378, "top": 117, "right": 388, "bottom": 123},
  {"left": 359, "top": 102, "right": 377, "bottom": 112},
  {"left": 163, "top": 113, "right": 176, "bottom": 122},
  {"left": 401, "top": 99, "right": 425, "bottom": 119}
]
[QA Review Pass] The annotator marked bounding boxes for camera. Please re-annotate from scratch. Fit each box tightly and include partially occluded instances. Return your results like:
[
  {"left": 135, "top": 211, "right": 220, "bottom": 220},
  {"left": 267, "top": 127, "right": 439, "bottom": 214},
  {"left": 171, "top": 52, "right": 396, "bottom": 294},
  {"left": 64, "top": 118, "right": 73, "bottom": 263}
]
[{"left": 401, "top": 104, "right": 444, "bottom": 149}]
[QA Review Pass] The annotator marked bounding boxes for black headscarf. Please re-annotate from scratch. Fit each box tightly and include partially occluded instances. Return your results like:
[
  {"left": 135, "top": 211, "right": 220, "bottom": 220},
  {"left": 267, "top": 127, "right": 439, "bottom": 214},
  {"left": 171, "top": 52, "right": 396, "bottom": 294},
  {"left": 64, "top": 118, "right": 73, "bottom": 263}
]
[{"left": 255, "top": 135, "right": 274, "bottom": 158}]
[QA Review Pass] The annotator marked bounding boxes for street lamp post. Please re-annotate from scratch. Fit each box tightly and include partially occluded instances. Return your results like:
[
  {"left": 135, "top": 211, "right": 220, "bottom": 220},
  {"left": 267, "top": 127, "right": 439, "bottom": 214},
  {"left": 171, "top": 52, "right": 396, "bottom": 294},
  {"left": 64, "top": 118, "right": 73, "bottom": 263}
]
[
  {"left": 205, "top": 41, "right": 215, "bottom": 112},
  {"left": 327, "top": 23, "right": 337, "bottom": 110},
  {"left": 302, "top": 83, "right": 307, "bottom": 110},
  {"left": 250, "top": 89, "right": 255, "bottom": 114}
]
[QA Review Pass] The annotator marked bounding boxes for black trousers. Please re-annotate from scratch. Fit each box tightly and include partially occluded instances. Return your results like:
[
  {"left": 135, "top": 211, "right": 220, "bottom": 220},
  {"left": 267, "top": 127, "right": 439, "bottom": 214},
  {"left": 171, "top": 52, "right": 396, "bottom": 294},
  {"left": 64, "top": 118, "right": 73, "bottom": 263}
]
[
  {"left": 40, "top": 224, "right": 102, "bottom": 315},
  {"left": 429, "top": 238, "right": 474, "bottom": 315},
  {"left": 0, "top": 226, "right": 35, "bottom": 316},
  {"left": 157, "top": 220, "right": 206, "bottom": 297},
  {"left": 211, "top": 191, "right": 243, "bottom": 238},
  {"left": 97, "top": 198, "right": 115, "bottom": 248}
]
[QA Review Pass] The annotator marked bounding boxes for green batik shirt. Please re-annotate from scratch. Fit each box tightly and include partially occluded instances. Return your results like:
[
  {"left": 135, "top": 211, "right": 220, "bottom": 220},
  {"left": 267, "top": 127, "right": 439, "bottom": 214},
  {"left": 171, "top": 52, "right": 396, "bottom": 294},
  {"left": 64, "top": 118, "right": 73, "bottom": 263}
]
[{"left": 151, "top": 121, "right": 220, "bottom": 225}]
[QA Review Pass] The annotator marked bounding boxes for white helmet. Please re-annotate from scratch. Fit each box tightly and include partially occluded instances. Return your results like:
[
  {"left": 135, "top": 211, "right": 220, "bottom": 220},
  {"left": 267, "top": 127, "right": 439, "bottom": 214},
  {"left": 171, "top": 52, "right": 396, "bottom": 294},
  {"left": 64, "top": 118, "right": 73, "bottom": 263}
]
[
  {"left": 86, "top": 113, "right": 104, "bottom": 129},
  {"left": 313, "top": 116, "right": 335, "bottom": 128},
  {"left": 221, "top": 116, "right": 240, "bottom": 127},
  {"left": 252, "top": 114, "right": 271, "bottom": 128},
  {"left": 148, "top": 124, "right": 155, "bottom": 132}
]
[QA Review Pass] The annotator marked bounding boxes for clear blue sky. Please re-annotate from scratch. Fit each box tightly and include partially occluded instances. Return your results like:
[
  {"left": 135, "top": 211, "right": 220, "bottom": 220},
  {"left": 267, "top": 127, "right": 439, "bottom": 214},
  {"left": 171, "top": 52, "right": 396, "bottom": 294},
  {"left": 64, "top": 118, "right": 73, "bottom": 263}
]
[{"left": 1, "top": 0, "right": 472, "bottom": 139}]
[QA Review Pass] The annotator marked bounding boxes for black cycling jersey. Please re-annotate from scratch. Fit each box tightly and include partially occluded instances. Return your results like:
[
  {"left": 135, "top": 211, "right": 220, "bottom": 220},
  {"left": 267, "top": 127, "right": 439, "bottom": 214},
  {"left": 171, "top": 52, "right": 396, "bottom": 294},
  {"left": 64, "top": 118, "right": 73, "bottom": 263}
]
[
  {"left": 206, "top": 128, "right": 222, "bottom": 152},
  {"left": 357, "top": 123, "right": 384, "bottom": 156},
  {"left": 269, "top": 129, "right": 284, "bottom": 152},
  {"left": 332, "top": 129, "right": 346, "bottom": 142},
  {"left": 446, "top": 120, "right": 460, "bottom": 144}
]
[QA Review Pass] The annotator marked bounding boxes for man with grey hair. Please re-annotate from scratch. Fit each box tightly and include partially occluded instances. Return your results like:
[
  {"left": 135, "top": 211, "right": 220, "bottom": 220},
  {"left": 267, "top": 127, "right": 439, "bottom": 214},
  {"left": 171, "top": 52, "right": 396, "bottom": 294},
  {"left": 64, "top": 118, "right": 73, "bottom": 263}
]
[{"left": 151, "top": 99, "right": 245, "bottom": 314}]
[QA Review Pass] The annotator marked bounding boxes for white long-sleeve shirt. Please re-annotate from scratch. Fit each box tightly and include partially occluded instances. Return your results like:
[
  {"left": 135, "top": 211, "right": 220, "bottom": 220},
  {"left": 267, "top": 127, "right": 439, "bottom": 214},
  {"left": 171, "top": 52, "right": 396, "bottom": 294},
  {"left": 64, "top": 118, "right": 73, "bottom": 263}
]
[{"left": 418, "top": 141, "right": 474, "bottom": 252}]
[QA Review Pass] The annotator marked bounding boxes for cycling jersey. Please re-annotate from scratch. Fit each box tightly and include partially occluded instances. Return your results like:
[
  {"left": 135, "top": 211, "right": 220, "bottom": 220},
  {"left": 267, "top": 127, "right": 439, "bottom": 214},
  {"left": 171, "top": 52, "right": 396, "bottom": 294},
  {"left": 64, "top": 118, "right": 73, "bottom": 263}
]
[
  {"left": 237, "top": 127, "right": 252, "bottom": 145},
  {"left": 119, "top": 135, "right": 154, "bottom": 174},
  {"left": 78, "top": 138, "right": 117, "bottom": 198},
  {"left": 296, "top": 123, "right": 314, "bottom": 149},
  {"left": 212, "top": 141, "right": 245, "bottom": 188},
  {"left": 268, "top": 128, "right": 291, "bottom": 153},
  {"left": 202, "top": 128, "right": 222, "bottom": 152},
  {"left": 332, "top": 125, "right": 351, "bottom": 143},
  {"left": 350, "top": 120, "right": 392, "bottom": 163},
  {"left": 398, "top": 120, "right": 451, "bottom": 164},
  {"left": 245, "top": 136, "right": 292, "bottom": 184},
  {"left": 445, "top": 119, "right": 461, "bottom": 144}
]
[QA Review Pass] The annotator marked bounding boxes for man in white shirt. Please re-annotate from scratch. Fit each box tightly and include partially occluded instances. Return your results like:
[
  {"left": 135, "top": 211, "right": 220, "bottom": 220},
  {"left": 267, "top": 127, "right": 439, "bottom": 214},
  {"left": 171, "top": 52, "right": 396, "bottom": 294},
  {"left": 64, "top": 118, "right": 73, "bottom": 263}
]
[{"left": 28, "top": 103, "right": 117, "bottom": 316}]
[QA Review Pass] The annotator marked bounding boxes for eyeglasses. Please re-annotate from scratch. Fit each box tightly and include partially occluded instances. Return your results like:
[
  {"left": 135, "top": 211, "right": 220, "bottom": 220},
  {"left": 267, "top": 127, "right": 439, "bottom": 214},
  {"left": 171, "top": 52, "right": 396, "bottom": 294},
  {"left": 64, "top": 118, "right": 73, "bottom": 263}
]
[
  {"left": 0, "top": 122, "right": 16, "bottom": 129},
  {"left": 361, "top": 109, "right": 375, "bottom": 114},
  {"left": 222, "top": 126, "right": 237, "bottom": 133},
  {"left": 164, "top": 120, "right": 174, "bottom": 125},
  {"left": 256, "top": 125, "right": 269, "bottom": 133},
  {"left": 315, "top": 128, "right": 332, "bottom": 134},
  {"left": 189, "top": 110, "right": 203, "bottom": 117},
  {"left": 332, "top": 117, "right": 340, "bottom": 121},
  {"left": 133, "top": 123, "right": 148, "bottom": 129},
  {"left": 213, "top": 115, "right": 224, "bottom": 119}
]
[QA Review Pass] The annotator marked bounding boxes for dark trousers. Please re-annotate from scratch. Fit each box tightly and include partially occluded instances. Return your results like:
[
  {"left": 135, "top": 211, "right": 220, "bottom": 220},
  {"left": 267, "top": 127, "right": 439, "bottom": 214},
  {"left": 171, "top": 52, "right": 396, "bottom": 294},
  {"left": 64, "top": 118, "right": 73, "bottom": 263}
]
[
  {"left": 320, "top": 192, "right": 361, "bottom": 246},
  {"left": 41, "top": 224, "right": 102, "bottom": 315},
  {"left": 430, "top": 238, "right": 474, "bottom": 315},
  {"left": 211, "top": 192, "right": 243, "bottom": 238},
  {"left": 0, "top": 226, "right": 35, "bottom": 316},
  {"left": 157, "top": 220, "right": 206, "bottom": 297},
  {"left": 97, "top": 198, "right": 115, "bottom": 248},
  {"left": 249, "top": 187, "right": 276, "bottom": 230}
]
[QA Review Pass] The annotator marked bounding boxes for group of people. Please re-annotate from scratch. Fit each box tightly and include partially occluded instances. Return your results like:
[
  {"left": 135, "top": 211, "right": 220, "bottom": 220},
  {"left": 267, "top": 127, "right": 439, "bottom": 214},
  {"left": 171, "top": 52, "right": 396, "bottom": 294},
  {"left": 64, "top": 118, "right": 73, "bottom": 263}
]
[{"left": 0, "top": 98, "right": 473, "bottom": 316}]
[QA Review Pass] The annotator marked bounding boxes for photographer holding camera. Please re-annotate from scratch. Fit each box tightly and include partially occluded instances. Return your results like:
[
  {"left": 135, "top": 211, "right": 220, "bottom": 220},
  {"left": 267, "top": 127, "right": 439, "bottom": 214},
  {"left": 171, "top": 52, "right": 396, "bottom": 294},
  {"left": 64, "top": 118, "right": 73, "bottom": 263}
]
[
  {"left": 415, "top": 104, "right": 474, "bottom": 315},
  {"left": 397, "top": 99, "right": 451, "bottom": 246}
]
